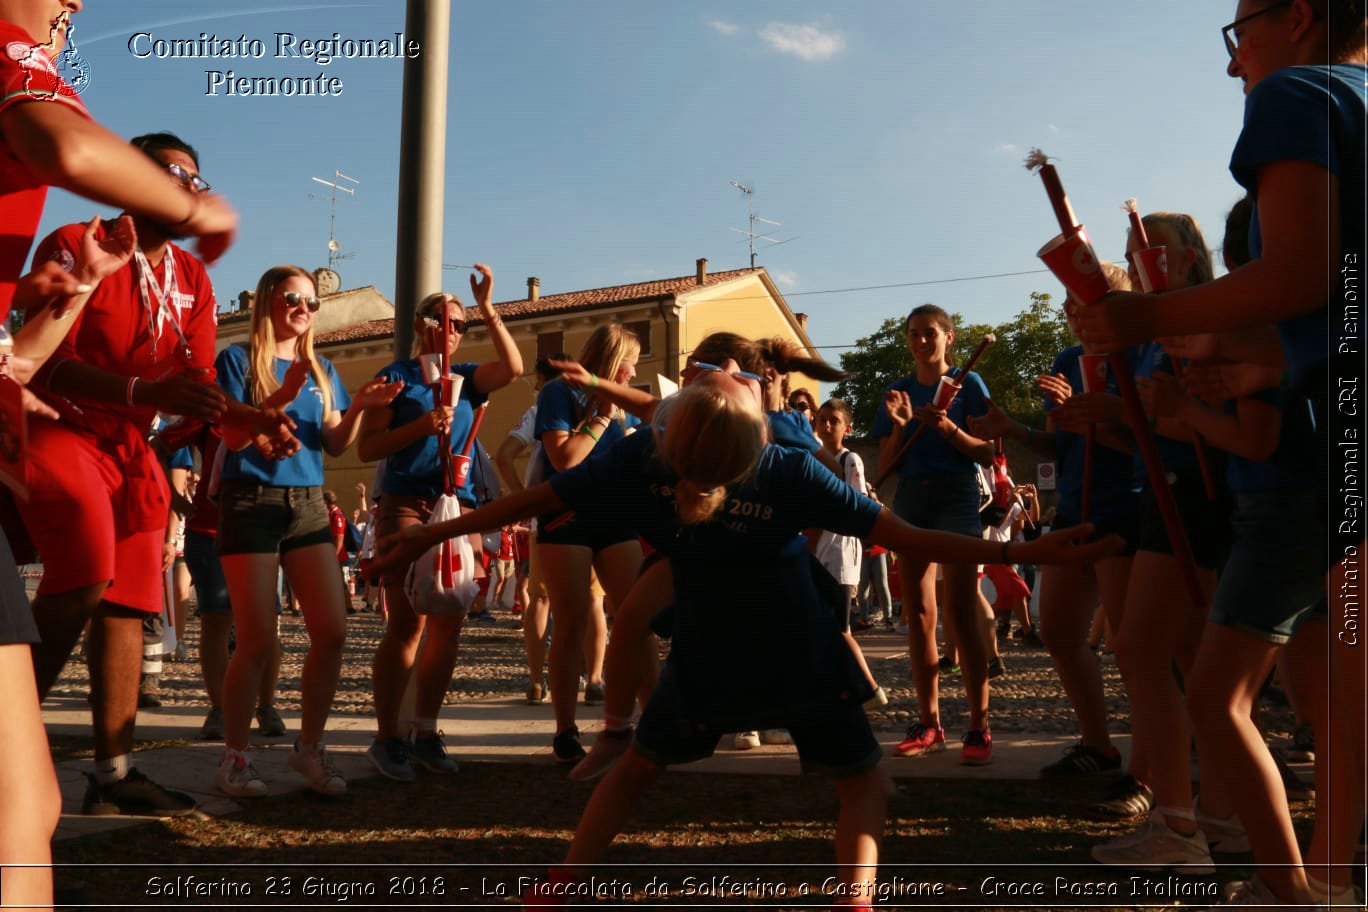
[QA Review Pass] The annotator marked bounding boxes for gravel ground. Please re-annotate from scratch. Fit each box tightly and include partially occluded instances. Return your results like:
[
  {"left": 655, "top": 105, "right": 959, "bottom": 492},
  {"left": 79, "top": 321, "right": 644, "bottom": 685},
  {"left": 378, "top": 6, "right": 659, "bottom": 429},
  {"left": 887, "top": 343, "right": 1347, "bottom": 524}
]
[{"left": 40, "top": 583, "right": 1297, "bottom": 741}]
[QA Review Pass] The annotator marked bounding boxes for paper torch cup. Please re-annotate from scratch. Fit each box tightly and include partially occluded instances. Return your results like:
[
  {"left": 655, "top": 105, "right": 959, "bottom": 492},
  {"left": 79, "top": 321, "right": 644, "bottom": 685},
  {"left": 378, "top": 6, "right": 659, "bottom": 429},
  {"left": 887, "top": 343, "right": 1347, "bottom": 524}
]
[
  {"left": 440, "top": 373, "right": 465, "bottom": 408},
  {"left": 452, "top": 454, "right": 472, "bottom": 488},
  {"left": 420, "top": 353, "right": 443, "bottom": 384},
  {"left": 1128, "top": 245, "right": 1169, "bottom": 294},
  {"left": 1037, "top": 227, "right": 1111, "bottom": 306},
  {"left": 933, "top": 376, "right": 962, "bottom": 409},
  {"left": 1078, "top": 354, "right": 1109, "bottom": 394}
]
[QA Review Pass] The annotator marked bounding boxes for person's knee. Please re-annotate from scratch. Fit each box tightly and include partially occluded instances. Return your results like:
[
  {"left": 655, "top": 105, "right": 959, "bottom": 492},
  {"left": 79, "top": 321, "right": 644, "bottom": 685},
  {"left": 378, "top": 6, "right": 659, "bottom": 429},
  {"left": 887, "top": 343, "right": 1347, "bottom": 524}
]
[
  {"left": 0, "top": 765, "right": 60, "bottom": 853},
  {"left": 310, "top": 623, "right": 347, "bottom": 656}
]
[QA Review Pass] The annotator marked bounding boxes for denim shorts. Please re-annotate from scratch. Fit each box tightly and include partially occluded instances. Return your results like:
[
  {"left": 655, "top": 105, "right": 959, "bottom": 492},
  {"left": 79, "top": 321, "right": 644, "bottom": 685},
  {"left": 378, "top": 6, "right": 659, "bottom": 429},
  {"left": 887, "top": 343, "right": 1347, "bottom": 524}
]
[
  {"left": 1052, "top": 511, "right": 1141, "bottom": 556},
  {"left": 1136, "top": 468, "right": 1233, "bottom": 569},
  {"left": 184, "top": 530, "right": 230, "bottom": 615},
  {"left": 535, "top": 507, "right": 636, "bottom": 552},
  {"left": 217, "top": 482, "right": 332, "bottom": 556},
  {"left": 1208, "top": 490, "right": 1326, "bottom": 644},
  {"left": 892, "top": 473, "right": 983, "bottom": 538}
]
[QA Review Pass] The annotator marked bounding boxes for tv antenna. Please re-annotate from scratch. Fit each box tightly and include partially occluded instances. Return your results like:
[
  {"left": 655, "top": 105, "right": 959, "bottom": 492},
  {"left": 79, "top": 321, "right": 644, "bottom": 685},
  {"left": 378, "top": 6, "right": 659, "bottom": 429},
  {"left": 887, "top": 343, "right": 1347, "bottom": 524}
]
[
  {"left": 308, "top": 170, "right": 360, "bottom": 270},
  {"left": 729, "top": 180, "right": 797, "bottom": 268}
]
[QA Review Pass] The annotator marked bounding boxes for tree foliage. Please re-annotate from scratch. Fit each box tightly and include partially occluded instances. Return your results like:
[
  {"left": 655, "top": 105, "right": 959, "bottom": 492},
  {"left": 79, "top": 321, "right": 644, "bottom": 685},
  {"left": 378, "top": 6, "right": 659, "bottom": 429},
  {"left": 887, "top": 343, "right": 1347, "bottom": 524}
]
[{"left": 833, "top": 292, "right": 1071, "bottom": 435}]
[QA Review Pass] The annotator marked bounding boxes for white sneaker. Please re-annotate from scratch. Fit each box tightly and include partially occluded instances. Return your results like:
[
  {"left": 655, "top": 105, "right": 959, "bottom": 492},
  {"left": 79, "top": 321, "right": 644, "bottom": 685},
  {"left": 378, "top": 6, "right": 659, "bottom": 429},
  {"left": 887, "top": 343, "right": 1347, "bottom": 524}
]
[
  {"left": 759, "top": 729, "right": 792, "bottom": 745},
  {"left": 288, "top": 741, "right": 347, "bottom": 796},
  {"left": 1307, "top": 875, "right": 1362, "bottom": 909},
  {"left": 1090, "top": 811, "right": 1215, "bottom": 873},
  {"left": 214, "top": 750, "right": 267, "bottom": 798},
  {"left": 732, "top": 731, "right": 761, "bottom": 750},
  {"left": 1217, "top": 876, "right": 1310, "bottom": 909},
  {"left": 1195, "top": 805, "right": 1250, "bottom": 853},
  {"left": 863, "top": 686, "right": 889, "bottom": 710}
]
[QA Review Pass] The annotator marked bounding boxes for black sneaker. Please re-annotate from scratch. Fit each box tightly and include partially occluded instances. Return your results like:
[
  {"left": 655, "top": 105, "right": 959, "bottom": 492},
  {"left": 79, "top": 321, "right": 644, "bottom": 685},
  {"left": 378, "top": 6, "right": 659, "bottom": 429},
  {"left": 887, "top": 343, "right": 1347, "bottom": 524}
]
[
  {"left": 1040, "top": 741, "right": 1122, "bottom": 777},
  {"left": 137, "top": 676, "right": 161, "bottom": 709},
  {"left": 1287, "top": 722, "right": 1314, "bottom": 762},
  {"left": 986, "top": 656, "right": 1006, "bottom": 679},
  {"left": 1088, "top": 773, "right": 1155, "bottom": 820},
  {"left": 937, "top": 655, "right": 960, "bottom": 675},
  {"left": 1021, "top": 628, "right": 1044, "bottom": 648},
  {"left": 82, "top": 769, "right": 196, "bottom": 817},
  {"left": 552, "top": 726, "right": 586, "bottom": 764}
]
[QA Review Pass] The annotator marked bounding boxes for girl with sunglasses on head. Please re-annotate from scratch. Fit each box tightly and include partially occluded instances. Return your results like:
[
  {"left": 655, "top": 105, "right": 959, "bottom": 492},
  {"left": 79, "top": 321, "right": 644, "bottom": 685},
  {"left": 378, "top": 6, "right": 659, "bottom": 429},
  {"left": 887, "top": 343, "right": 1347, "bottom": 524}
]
[
  {"left": 871, "top": 304, "right": 997, "bottom": 766},
  {"left": 357, "top": 265, "right": 521, "bottom": 782},
  {"left": 370, "top": 366, "right": 1122, "bottom": 910},
  {"left": 211, "top": 266, "right": 402, "bottom": 799},
  {"left": 533, "top": 323, "right": 643, "bottom": 763}
]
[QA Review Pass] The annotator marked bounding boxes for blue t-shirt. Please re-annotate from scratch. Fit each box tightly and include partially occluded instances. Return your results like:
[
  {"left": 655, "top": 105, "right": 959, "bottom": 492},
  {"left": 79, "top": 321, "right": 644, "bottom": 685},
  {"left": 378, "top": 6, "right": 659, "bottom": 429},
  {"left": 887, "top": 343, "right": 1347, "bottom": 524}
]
[
  {"left": 1230, "top": 64, "right": 1367, "bottom": 393},
  {"left": 215, "top": 344, "right": 352, "bottom": 487},
  {"left": 1224, "top": 388, "right": 1319, "bottom": 494},
  {"left": 1045, "top": 347, "right": 1141, "bottom": 523},
  {"left": 1132, "top": 341, "right": 1202, "bottom": 482},
  {"left": 868, "top": 369, "right": 990, "bottom": 478},
  {"left": 374, "top": 359, "right": 487, "bottom": 501},
  {"left": 767, "top": 409, "right": 820, "bottom": 453},
  {"left": 533, "top": 378, "right": 641, "bottom": 478},
  {"left": 550, "top": 431, "right": 881, "bottom": 724}
]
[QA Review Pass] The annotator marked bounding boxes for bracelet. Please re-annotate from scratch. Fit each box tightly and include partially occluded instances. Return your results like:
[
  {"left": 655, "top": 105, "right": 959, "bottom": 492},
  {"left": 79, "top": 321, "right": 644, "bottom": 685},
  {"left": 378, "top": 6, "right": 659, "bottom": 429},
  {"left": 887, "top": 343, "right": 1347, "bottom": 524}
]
[
  {"left": 1000, "top": 541, "right": 1011, "bottom": 564},
  {"left": 588, "top": 373, "right": 600, "bottom": 389},
  {"left": 579, "top": 426, "right": 600, "bottom": 442},
  {"left": 174, "top": 193, "right": 200, "bottom": 228},
  {"left": 126, "top": 376, "right": 139, "bottom": 407}
]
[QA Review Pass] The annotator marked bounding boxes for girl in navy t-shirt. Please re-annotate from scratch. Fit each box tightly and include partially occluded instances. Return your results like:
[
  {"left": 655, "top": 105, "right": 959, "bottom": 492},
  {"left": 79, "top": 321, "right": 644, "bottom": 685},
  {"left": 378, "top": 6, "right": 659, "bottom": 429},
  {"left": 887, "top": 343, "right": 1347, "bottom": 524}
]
[
  {"left": 869, "top": 304, "right": 995, "bottom": 765},
  {"left": 355, "top": 264, "right": 522, "bottom": 781},
  {"left": 213, "top": 265, "right": 401, "bottom": 800},
  {"left": 533, "top": 323, "right": 643, "bottom": 763},
  {"left": 371, "top": 371, "right": 1121, "bottom": 906}
]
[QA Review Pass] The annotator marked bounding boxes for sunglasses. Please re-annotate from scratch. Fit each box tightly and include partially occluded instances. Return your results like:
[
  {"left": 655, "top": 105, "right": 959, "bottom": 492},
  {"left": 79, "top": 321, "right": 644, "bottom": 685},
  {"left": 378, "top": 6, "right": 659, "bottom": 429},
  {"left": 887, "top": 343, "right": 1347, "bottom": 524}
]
[
  {"left": 789, "top": 401, "right": 812, "bottom": 412},
  {"left": 281, "top": 291, "right": 321, "bottom": 312},
  {"left": 1221, "top": 1, "right": 1289, "bottom": 59},
  {"left": 167, "top": 162, "right": 211, "bottom": 194},
  {"left": 689, "top": 361, "right": 765, "bottom": 384},
  {"left": 422, "top": 315, "right": 468, "bottom": 334}
]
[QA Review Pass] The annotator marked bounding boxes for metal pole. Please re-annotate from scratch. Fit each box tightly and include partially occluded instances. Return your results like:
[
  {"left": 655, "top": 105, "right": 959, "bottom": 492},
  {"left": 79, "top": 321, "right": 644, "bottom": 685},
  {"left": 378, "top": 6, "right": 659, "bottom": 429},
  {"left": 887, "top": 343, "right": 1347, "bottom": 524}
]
[{"left": 393, "top": 0, "right": 451, "bottom": 360}]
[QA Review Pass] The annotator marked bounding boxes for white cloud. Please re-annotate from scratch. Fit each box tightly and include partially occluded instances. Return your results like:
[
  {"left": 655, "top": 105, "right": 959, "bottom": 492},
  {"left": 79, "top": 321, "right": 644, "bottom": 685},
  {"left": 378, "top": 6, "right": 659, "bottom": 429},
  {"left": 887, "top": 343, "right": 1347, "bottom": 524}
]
[
  {"left": 997, "top": 143, "right": 1019, "bottom": 154},
  {"left": 770, "top": 270, "right": 798, "bottom": 287},
  {"left": 1047, "top": 123, "right": 1060, "bottom": 134},
  {"left": 757, "top": 22, "right": 845, "bottom": 61},
  {"left": 706, "top": 19, "right": 741, "bottom": 37}
]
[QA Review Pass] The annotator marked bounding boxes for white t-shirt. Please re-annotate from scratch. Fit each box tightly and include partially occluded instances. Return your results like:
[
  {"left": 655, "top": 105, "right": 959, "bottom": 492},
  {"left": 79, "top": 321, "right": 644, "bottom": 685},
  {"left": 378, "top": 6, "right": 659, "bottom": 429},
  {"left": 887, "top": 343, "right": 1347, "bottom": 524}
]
[
  {"left": 814, "top": 448, "right": 867, "bottom": 586},
  {"left": 986, "top": 501, "right": 1024, "bottom": 545}
]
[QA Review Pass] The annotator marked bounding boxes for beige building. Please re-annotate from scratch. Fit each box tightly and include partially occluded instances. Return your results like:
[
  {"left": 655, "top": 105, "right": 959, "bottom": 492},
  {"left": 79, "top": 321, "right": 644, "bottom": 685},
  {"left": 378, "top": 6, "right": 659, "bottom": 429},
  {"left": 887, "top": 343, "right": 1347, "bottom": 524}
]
[{"left": 216, "top": 260, "right": 826, "bottom": 500}]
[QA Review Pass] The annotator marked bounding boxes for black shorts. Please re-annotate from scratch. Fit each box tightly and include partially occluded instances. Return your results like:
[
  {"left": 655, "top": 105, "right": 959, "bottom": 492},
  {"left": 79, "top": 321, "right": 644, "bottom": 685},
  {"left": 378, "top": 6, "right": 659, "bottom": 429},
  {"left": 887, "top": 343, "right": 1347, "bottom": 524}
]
[
  {"left": 1136, "top": 469, "right": 1232, "bottom": 569},
  {"left": 1051, "top": 512, "right": 1141, "bottom": 556},
  {"left": 0, "top": 528, "right": 35, "bottom": 646},
  {"left": 535, "top": 508, "right": 636, "bottom": 552},
  {"left": 217, "top": 482, "right": 334, "bottom": 556},
  {"left": 633, "top": 667, "right": 882, "bottom": 778}
]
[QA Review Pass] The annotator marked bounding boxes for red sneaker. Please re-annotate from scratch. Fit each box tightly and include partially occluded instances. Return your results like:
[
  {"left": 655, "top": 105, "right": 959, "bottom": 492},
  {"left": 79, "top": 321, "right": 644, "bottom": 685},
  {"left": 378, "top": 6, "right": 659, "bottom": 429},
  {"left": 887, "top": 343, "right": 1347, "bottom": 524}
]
[
  {"left": 894, "top": 722, "right": 946, "bottom": 757},
  {"left": 960, "top": 728, "right": 993, "bottom": 765}
]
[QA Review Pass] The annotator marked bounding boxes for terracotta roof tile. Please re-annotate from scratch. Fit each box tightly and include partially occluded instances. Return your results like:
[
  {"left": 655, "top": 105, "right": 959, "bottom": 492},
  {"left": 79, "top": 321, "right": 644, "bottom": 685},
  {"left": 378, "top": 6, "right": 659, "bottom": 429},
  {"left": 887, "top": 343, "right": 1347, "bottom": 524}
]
[{"left": 313, "top": 268, "right": 766, "bottom": 348}]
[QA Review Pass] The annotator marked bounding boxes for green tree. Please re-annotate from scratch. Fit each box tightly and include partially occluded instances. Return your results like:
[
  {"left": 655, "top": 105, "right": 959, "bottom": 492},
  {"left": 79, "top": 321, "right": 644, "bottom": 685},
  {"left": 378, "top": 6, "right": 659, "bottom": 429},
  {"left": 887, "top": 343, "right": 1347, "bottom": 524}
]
[{"left": 834, "top": 292, "right": 1070, "bottom": 435}]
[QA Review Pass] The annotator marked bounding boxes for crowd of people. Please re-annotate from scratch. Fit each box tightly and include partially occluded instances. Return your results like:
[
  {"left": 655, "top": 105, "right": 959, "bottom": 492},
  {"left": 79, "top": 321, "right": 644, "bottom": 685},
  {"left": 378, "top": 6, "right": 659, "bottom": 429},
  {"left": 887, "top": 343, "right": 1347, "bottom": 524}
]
[{"left": 0, "top": 1, "right": 1362, "bottom": 910}]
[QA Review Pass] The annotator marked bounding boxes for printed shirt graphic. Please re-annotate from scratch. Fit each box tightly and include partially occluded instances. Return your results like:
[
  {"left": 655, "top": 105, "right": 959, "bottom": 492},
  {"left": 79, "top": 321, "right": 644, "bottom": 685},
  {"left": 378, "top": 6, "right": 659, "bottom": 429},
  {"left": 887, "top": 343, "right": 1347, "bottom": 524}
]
[{"left": 0, "top": 21, "right": 90, "bottom": 317}]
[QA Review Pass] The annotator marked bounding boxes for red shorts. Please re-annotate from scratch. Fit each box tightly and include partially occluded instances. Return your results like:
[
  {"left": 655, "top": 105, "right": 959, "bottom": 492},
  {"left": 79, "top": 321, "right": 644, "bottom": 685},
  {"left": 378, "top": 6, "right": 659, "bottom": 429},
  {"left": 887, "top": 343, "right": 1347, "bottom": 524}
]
[
  {"left": 21, "top": 422, "right": 167, "bottom": 614},
  {"left": 983, "top": 562, "right": 1031, "bottom": 608}
]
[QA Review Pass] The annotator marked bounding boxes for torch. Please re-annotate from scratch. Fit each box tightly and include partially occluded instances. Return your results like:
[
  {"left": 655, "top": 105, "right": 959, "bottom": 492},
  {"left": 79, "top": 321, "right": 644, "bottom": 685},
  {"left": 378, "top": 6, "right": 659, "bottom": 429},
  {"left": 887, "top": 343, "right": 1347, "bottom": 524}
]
[
  {"left": 873, "top": 333, "right": 995, "bottom": 489},
  {"left": 1027, "top": 151, "right": 1204, "bottom": 612}
]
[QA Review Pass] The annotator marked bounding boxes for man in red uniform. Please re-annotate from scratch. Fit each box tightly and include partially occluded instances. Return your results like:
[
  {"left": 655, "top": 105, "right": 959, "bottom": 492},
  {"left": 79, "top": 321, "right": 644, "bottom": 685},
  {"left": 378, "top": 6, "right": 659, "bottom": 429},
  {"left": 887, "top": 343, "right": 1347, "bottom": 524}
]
[
  {"left": 21, "top": 132, "right": 229, "bottom": 817},
  {"left": 323, "top": 490, "right": 355, "bottom": 615}
]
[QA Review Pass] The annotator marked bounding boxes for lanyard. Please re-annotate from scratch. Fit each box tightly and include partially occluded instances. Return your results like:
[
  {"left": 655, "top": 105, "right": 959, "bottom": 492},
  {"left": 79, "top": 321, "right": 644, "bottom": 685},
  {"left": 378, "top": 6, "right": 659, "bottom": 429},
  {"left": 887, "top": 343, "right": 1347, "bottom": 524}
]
[{"left": 133, "top": 247, "right": 192, "bottom": 363}]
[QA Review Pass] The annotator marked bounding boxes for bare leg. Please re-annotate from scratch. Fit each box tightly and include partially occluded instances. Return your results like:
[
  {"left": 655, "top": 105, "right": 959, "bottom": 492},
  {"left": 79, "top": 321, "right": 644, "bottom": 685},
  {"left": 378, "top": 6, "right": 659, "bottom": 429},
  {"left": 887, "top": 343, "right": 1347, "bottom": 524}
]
[
  {"left": 413, "top": 614, "right": 466, "bottom": 727},
  {"left": 372, "top": 583, "right": 425, "bottom": 741},
  {"left": 88, "top": 606, "right": 146, "bottom": 762},
  {"left": 219, "top": 554, "right": 284, "bottom": 751},
  {"left": 945, "top": 562, "right": 989, "bottom": 730},
  {"left": 563, "top": 748, "right": 665, "bottom": 864},
  {"left": 833, "top": 768, "right": 884, "bottom": 904},
  {"left": 540, "top": 543, "right": 594, "bottom": 734},
  {"left": 522, "top": 594, "right": 550, "bottom": 687},
  {"left": 281, "top": 544, "right": 348, "bottom": 747},
  {"left": 582, "top": 591, "right": 606, "bottom": 689},
  {"left": 897, "top": 556, "right": 939, "bottom": 727},
  {"left": 29, "top": 584, "right": 106, "bottom": 698},
  {"left": 199, "top": 614, "right": 232, "bottom": 709},
  {"left": 1039, "top": 563, "right": 1112, "bottom": 750},
  {"left": 0, "top": 644, "right": 60, "bottom": 912}
]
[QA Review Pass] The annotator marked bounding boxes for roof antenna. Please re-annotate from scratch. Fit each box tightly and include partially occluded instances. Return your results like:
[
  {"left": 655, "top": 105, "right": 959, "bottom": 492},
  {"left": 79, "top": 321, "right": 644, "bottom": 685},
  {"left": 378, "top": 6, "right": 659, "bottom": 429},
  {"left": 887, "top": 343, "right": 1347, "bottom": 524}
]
[
  {"left": 729, "top": 180, "right": 797, "bottom": 268},
  {"left": 309, "top": 169, "right": 360, "bottom": 270}
]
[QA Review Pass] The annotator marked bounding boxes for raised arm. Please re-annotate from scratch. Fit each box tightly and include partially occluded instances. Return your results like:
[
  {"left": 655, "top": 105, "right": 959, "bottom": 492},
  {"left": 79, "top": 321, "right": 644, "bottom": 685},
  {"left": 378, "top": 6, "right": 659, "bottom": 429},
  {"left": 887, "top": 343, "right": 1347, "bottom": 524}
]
[{"left": 466, "top": 264, "right": 523, "bottom": 394}]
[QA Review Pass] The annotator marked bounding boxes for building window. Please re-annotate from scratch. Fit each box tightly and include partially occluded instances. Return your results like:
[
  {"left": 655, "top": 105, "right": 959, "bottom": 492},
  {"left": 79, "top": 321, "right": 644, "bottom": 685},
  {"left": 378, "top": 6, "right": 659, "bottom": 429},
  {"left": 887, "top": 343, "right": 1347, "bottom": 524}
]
[
  {"left": 537, "top": 331, "right": 564, "bottom": 361},
  {"left": 625, "top": 320, "right": 651, "bottom": 355}
]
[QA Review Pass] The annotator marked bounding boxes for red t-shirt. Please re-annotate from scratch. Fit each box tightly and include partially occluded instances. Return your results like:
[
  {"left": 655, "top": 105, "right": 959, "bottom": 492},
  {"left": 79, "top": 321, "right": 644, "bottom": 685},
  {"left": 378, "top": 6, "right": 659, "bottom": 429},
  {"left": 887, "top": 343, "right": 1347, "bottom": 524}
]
[
  {"left": 497, "top": 528, "right": 515, "bottom": 561},
  {"left": 182, "top": 425, "right": 221, "bottom": 538},
  {"left": 329, "top": 504, "right": 347, "bottom": 562},
  {"left": 30, "top": 222, "right": 218, "bottom": 436},
  {"left": 0, "top": 20, "right": 89, "bottom": 318},
  {"left": 514, "top": 529, "right": 529, "bottom": 562}
]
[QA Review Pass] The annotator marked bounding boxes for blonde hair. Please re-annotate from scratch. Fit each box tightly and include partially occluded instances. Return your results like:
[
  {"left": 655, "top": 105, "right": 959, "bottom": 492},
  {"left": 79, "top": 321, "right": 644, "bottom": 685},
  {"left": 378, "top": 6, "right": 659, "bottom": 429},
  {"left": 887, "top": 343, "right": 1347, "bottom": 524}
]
[
  {"left": 248, "top": 265, "right": 333, "bottom": 414},
  {"left": 571, "top": 324, "right": 640, "bottom": 424},
  {"left": 654, "top": 384, "right": 768, "bottom": 525},
  {"left": 1138, "top": 212, "right": 1214, "bottom": 288},
  {"left": 410, "top": 292, "right": 467, "bottom": 358},
  {"left": 1100, "top": 260, "right": 1133, "bottom": 292}
]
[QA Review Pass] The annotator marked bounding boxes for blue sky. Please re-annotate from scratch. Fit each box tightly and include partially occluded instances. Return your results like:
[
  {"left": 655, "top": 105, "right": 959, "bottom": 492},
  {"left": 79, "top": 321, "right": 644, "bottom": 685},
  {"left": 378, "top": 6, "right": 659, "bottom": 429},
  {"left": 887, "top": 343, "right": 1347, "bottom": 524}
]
[{"left": 38, "top": 1, "right": 1250, "bottom": 367}]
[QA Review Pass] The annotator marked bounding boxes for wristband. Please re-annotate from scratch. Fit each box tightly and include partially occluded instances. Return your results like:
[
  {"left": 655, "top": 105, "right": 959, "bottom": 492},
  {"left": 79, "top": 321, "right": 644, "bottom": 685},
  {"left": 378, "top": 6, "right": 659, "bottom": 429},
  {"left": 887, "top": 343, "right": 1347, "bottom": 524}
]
[
  {"left": 580, "top": 426, "right": 600, "bottom": 442},
  {"left": 588, "top": 373, "right": 600, "bottom": 389},
  {"left": 126, "top": 376, "right": 139, "bottom": 407}
]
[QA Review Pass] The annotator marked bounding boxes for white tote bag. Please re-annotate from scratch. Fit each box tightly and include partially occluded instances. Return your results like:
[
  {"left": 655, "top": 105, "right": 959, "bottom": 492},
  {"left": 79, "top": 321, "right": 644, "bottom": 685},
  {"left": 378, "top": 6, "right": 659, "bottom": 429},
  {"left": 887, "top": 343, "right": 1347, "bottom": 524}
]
[{"left": 403, "top": 492, "right": 478, "bottom": 616}]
